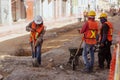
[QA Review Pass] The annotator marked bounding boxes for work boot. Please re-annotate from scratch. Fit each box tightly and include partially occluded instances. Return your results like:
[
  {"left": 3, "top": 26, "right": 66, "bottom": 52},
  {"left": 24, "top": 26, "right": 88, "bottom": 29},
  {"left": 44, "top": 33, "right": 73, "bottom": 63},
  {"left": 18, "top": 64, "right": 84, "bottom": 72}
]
[
  {"left": 80, "top": 68, "right": 90, "bottom": 73},
  {"left": 95, "top": 66, "right": 104, "bottom": 71},
  {"left": 99, "top": 65, "right": 104, "bottom": 69},
  {"left": 89, "top": 66, "right": 93, "bottom": 72},
  {"left": 107, "top": 64, "right": 110, "bottom": 69}
]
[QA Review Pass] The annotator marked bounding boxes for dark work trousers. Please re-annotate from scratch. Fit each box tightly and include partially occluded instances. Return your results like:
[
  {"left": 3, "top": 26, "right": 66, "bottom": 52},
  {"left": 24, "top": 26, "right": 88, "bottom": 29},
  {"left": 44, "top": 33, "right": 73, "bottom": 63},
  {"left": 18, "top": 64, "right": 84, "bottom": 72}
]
[
  {"left": 30, "top": 40, "right": 43, "bottom": 64},
  {"left": 98, "top": 41, "right": 112, "bottom": 69}
]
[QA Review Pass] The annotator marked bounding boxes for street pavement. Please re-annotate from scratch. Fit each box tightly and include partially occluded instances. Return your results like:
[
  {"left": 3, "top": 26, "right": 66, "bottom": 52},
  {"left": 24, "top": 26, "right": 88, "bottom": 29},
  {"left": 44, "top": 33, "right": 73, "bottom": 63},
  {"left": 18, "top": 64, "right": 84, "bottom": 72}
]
[{"left": 0, "top": 16, "right": 79, "bottom": 42}]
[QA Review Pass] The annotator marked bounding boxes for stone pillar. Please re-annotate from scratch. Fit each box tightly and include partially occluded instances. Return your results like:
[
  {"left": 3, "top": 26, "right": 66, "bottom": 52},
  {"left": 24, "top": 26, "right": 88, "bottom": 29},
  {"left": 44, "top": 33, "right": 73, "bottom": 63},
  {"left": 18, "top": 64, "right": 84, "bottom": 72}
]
[
  {"left": 34, "top": 0, "right": 41, "bottom": 16},
  {"left": 55, "top": 0, "right": 59, "bottom": 18},
  {"left": 0, "top": 0, "right": 12, "bottom": 24},
  {"left": 47, "top": 0, "right": 54, "bottom": 19},
  {"left": 55, "top": 0, "right": 58, "bottom": 18},
  {"left": 59, "top": 0, "right": 62, "bottom": 17},
  {"left": 53, "top": 0, "right": 56, "bottom": 19},
  {"left": 72, "top": 0, "right": 78, "bottom": 15},
  {"left": 43, "top": 0, "right": 49, "bottom": 18},
  {"left": 0, "top": 0, "right": 1, "bottom": 23},
  {"left": 66, "top": 0, "right": 71, "bottom": 16},
  {"left": 39, "top": 0, "right": 43, "bottom": 16}
]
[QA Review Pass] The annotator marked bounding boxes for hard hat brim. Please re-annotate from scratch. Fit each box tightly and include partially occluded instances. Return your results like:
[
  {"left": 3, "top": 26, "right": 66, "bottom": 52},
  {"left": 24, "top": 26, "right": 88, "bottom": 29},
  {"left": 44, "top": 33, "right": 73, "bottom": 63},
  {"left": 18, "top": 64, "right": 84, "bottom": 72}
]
[{"left": 34, "top": 21, "right": 42, "bottom": 24}]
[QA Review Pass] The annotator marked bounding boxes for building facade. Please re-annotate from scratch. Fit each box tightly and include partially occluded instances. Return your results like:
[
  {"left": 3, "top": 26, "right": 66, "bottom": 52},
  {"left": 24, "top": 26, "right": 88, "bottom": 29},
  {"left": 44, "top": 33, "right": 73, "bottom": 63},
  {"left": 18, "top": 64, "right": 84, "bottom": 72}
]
[
  {"left": 0, "top": 0, "right": 12, "bottom": 24},
  {"left": 0, "top": 0, "right": 109, "bottom": 24}
]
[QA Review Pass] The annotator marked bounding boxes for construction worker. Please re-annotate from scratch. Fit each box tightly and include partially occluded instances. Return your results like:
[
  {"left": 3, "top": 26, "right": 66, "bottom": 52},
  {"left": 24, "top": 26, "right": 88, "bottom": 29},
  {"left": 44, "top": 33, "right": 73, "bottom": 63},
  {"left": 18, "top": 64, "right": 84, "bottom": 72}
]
[
  {"left": 80, "top": 10, "right": 98, "bottom": 73},
  {"left": 83, "top": 10, "right": 88, "bottom": 21},
  {"left": 98, "top": 13, "right": 113, "bottom": 69},
  {"left": 26, "top": 15, "right": 46, "bottom": 67}
]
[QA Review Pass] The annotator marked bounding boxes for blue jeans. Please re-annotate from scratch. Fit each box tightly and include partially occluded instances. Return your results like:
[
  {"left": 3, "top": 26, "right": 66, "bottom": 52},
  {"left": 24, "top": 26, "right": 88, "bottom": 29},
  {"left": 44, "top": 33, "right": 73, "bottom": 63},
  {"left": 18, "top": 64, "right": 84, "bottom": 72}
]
[
  {"left": 82, "top": 42, "right": 95, "bottom": 69},
  {"left": 31, "top": 43, "right": 42, "bottom": 64}
]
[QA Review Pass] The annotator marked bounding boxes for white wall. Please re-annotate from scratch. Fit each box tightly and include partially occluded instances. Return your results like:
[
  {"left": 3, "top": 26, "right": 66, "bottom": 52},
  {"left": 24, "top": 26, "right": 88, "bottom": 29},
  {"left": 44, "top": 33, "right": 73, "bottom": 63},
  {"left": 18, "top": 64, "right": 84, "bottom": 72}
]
[
  {"left": 48, "top": 0, "right": 54, "bottom": 18},
  {"left": 0, "top": 0, "right": 12, "bottom": 24},
  {"left": 66, "top": 0, "right": 71, "bottom": 16},
  {"left": 43, "top": 0, "right": 49, "bottom": 18}
]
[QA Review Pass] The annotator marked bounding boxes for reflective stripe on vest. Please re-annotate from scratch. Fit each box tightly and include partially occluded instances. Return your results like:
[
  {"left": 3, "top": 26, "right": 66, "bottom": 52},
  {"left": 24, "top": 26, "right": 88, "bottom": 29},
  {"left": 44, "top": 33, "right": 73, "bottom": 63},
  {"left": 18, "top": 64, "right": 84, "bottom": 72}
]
[
  {"left": 84, "top": 20, "right": 98, "bottom": 44},
  {"left": 105, "top": 21, "right": 113, "bottom": 41},
  {"left": 30, "top": 22, "right": 44, "bottom": 42}
]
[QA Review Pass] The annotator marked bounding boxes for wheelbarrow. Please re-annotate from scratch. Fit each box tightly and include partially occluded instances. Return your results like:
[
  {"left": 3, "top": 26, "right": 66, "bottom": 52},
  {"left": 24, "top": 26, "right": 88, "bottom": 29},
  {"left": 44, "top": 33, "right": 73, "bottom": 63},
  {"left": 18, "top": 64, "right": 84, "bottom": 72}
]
[{"left": 68, "top": 40, "right": 83, "bottom": 70}]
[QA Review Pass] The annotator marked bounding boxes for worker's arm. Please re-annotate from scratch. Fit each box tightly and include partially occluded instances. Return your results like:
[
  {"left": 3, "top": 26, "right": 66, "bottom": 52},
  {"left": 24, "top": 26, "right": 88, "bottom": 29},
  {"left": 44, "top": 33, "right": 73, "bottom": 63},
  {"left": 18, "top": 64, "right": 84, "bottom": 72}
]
[
  {"left": 26, "top": 22, "right": 35, "bottom": 32},
  {"left": 100, "top": 23, "right": 109, "bottom": 47},
  {"left": 80, "top": 22, "right": 88, "bottom": 34}
]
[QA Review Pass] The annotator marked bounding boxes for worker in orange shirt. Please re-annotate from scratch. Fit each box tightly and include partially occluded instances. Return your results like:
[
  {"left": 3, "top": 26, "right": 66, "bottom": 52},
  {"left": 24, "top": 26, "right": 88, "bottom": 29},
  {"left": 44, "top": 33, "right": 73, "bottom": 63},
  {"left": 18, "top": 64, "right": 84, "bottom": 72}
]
[{"left": 26, "top": 15, "right": 46, "bottom": 67}]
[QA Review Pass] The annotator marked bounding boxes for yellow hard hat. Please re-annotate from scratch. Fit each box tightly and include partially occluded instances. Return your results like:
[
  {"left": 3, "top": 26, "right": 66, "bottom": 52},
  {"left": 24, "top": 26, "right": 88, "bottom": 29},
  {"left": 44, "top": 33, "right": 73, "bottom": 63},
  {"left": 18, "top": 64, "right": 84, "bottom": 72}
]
[
  {"left": 88, "top": 10, "right": 96, "bottom": 16},
  {"left": 99, "top": 13, "right": 107, "bottom": 18}
]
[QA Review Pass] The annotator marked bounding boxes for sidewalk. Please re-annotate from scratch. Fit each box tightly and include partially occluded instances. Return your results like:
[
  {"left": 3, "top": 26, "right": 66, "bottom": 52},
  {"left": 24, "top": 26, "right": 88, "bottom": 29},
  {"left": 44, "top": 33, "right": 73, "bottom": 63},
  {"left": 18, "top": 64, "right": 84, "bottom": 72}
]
[{"left": 0, "top": 16, "right": 79, "bottom": 42}]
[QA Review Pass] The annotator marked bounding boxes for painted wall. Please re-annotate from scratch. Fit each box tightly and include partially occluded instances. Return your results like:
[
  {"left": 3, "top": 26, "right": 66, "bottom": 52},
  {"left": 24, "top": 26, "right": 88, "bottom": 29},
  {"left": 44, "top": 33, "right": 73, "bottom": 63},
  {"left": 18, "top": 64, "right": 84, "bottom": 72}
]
[
  {"left": 0, "top": 0, "right": 100, "bottom": 24},
  {"left": 26, "top": 0, "right": 34, "bottom": 21}
]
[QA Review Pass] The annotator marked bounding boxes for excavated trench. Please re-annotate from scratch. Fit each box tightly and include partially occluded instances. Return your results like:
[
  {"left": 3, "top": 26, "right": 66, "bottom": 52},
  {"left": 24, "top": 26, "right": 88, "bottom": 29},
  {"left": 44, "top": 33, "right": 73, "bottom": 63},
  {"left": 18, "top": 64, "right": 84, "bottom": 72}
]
[{"left": 13, "top": 22, "right": 83, "bottom": 56}]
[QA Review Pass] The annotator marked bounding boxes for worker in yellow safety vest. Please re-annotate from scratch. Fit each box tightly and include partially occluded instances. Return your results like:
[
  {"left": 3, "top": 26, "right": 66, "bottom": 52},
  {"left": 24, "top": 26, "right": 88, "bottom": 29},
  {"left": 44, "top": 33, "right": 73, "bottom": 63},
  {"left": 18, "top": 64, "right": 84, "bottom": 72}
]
[{"left": 79, "top": 10, "right": 98, "bottom": 73}]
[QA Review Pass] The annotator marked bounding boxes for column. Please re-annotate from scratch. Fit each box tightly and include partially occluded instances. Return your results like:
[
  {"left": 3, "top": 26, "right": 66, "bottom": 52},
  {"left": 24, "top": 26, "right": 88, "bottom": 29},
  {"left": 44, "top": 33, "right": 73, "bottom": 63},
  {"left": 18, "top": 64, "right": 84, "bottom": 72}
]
[
  {"left": 56, "top": 0, "right": 58, "bottom": 18},
  {"left": 48, "top": 0, "right": 54, "bottom": 18},
  {"left": 66, "top": 0, "right": 71, "bottom": 16},
  {"left": 0, "top": 0, "right": 1, "bottom": 23},
  {"left": 39, "top": 0, "right": 43, "bottom": 16},
  {"left": 59, "top": 0, "right": 62, "bottom": 17},
  {"left": 34, "top": 0, "right": 41, "bottom": 16},
  {"left": 0, "top": 0, "right": 12, "bottom": 24},
  {"left": 43, "top": 0, "right": 49, "bottom": 18}
]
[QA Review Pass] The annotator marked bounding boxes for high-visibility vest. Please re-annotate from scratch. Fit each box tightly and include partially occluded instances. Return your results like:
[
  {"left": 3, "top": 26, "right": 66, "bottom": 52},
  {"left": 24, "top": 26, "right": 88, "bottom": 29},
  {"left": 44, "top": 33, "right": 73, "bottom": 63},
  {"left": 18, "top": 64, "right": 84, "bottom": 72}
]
[
  {"left": 105, "top": 21, "right": 113, "bottom": 41},
  {"left": 84, "top": 20, "right": 98, "bottom": 44},
  {"left": 30, "top": 22, "right": 44, "bottom": 43}
]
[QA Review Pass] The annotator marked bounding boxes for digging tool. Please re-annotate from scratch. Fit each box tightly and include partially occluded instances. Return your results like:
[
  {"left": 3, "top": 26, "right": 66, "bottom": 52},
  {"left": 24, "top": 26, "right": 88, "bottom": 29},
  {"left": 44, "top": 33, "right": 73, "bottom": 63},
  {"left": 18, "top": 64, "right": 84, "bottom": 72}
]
[
  {"left": 31, "top": 33, "right": 38, "bottom": 67},
  {"left": 31, "top": 34, "right": 35, "bottom": 56}
]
